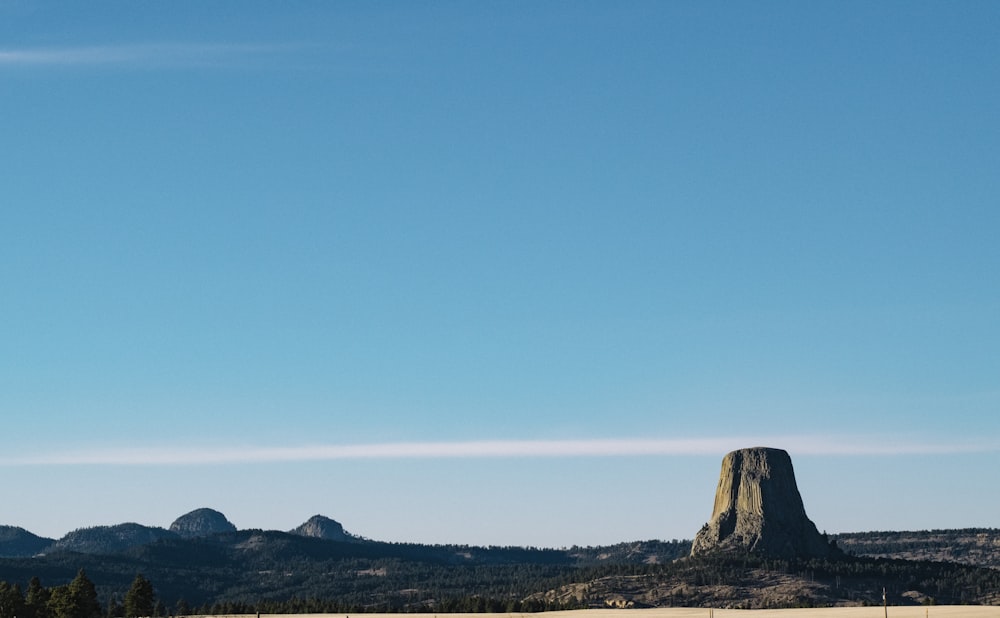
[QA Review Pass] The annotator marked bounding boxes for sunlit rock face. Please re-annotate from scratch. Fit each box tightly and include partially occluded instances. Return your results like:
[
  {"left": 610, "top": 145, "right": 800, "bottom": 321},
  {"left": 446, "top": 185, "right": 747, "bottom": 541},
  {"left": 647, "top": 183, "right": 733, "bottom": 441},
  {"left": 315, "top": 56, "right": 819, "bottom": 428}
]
[
  {"left": 169, "top": 508, "right": 237, "bottom": 539},
  {"left": 690, "top": 447, "right": 839, "bottom": 559},
  {"left": 290, "top": 515, "right": 351, "bottom": 541}
]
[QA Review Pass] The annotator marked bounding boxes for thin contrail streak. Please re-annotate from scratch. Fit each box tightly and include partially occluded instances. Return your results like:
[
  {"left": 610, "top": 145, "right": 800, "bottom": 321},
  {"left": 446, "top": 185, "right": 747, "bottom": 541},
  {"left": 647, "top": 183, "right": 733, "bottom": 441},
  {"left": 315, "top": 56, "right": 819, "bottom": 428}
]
[
  {"left": 0, "top": 43, "right": 282, "bottom": 68},
  {"left": 0, "top": 436, "right": 994, "bottom": 466}
]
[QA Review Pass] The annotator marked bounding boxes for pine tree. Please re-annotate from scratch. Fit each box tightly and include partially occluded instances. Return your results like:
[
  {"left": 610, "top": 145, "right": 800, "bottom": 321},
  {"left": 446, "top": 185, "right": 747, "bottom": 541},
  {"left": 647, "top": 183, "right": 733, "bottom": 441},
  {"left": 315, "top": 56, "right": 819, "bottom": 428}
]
[
  {"left": 50, "top": 570, "right": 101, "bottom": 618},
  {"left": 123, "top": 575, "right": 154, "bottom": 618},
  {"left": 0, "top": 581, "right": 26, "bottom": 618},
  {"left": 70, "top": 570, "right": 101, "bottom": 618},
  {"left": 25, "top": 577, "right": 51, "bottom": 618}
]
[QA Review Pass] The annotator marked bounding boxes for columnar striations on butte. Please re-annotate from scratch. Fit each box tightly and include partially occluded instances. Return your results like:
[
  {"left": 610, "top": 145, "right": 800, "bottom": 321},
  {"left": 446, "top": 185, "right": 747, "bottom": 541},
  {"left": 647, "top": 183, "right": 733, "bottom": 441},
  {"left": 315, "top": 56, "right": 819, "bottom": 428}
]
[{"left": 690, "top": 446, "right": 840, "bottom": 559}]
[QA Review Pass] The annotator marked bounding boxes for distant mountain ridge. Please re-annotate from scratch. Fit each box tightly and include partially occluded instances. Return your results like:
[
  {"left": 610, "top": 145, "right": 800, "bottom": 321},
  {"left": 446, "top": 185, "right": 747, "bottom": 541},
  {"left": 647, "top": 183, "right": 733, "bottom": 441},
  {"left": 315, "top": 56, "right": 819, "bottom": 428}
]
[
  {"left": 0, "top": 508, "right": 365, "bottom": 558},
  {"left": 3, "top": 506, "right": 1000, "bottom": 567},
  {"left": 47, "top": 523, "right": 176, "bottom": 555},
  {"left": 833, "top": 528, "right": 1000, "bottom": 569},
  {"left": 0, "top": 526, "right": 53, "bottom": 557}
]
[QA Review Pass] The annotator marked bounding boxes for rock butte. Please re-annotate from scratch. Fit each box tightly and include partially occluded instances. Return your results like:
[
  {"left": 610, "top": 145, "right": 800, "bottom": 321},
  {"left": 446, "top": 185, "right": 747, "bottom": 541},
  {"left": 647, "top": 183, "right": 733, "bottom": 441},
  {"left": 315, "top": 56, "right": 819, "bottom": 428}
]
[
  {"left": 290, "top": 514, "right": 353, "bottom": 542},
  {"left": 169, "top": 507, "right": 237, "bottom": 539},
  {"left": 690, "top": 446, "right": 840, "bottom": 559}
]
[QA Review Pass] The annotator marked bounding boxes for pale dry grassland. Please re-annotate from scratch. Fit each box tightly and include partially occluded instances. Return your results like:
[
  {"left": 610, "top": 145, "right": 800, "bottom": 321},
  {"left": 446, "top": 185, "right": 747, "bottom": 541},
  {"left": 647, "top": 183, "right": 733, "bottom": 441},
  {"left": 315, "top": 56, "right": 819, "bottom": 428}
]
[{"left": 201, "top": 609, "right": 1000, "bottom": 618}]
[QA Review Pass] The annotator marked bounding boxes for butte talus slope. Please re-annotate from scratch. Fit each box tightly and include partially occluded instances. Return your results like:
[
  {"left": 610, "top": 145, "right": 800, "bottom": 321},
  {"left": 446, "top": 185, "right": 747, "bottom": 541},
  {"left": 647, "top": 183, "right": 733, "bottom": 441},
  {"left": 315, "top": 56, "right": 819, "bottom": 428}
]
[{"left": 690, "top": 446, "right": 839, "bottom": 559}]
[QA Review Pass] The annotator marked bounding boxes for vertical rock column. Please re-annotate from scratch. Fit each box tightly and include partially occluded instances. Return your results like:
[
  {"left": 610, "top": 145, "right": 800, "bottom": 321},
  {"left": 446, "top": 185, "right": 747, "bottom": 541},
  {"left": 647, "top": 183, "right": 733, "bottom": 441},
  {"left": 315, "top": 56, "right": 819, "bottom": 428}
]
[{"left": 690, "top": 447, "right": 838, "bottom": 559}]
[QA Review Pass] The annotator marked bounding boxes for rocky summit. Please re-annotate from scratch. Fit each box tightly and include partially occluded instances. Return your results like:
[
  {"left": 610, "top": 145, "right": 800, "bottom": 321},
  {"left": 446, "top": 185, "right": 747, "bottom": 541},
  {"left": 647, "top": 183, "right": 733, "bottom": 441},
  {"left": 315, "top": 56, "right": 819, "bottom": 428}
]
[
  {"left": 289, "top": 515, "right": 354, "bottom": 542},
  {"left": 169, "top": 508, "right": 237, "bottom": 539},
  {"left": 690, "top": 446, "right": 839, "bottom": 559}
]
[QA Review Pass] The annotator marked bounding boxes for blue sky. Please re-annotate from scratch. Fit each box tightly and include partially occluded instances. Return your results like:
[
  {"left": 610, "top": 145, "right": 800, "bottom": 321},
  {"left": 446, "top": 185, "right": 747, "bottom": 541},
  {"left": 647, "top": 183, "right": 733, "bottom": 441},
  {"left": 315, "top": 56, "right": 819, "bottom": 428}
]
[{"left": 2, "top": 1, "right": 999, "bottom": 546}]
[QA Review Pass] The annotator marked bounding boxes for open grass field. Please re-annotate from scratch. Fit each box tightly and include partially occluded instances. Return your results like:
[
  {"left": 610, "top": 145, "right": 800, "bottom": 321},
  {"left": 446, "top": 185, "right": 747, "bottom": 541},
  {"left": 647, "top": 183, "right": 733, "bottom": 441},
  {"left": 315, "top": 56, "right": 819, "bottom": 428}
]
[{"left": 201, "top": 609, "right": 1000, "bottom": 618}]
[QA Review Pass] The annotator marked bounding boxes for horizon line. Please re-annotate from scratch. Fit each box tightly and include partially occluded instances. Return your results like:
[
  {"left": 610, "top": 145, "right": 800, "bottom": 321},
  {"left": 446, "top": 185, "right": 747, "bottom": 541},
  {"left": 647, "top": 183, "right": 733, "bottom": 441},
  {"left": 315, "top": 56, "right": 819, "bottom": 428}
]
[{"left": 1, "top": 435, "right": 995, "bottom": 466}]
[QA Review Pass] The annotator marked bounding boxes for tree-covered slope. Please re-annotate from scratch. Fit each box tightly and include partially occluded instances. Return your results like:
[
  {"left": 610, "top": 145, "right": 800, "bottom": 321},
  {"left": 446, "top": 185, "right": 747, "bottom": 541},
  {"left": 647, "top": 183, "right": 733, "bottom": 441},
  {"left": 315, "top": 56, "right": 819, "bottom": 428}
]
[
  {"left": 833, "top": 528, "right": 1000, "bottom": 568},
  {"left": 0, "top": 526, "right": 53, "bottom": 558},
  {"left": 1, "top": 529, "right": 999, "bottom": 611}
]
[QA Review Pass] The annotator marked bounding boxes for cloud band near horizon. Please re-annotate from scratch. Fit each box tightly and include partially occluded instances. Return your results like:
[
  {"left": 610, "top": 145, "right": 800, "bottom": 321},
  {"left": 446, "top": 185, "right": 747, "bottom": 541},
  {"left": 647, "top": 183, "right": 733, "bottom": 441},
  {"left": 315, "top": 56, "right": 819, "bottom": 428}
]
[{"left": 1, "top": 436, "right": 995, "bottom": 466}]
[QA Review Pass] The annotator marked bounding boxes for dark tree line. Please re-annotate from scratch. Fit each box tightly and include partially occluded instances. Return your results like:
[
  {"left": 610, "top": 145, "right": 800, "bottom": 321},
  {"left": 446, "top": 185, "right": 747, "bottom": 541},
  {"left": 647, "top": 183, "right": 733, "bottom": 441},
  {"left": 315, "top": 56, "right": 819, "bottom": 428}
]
[
  {"left": 0, "top": 572, "right": 157, "bottom": 618},
  {"left": 0, "top": 567, "right": 586, "bottom": 616},
  {"left": 3, "top": 551, "right": 1000, "bottom": 613}
]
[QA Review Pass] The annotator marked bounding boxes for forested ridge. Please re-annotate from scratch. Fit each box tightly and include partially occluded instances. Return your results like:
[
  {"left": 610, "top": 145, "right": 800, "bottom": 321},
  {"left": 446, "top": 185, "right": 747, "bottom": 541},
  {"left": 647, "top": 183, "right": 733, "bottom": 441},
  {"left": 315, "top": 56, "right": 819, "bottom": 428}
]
[
  {"left": 833, "top": 529, "right": 1000, "bottom": 568},
  {"left": 0, "top": 530, "right": 998, "bottom": 612}
]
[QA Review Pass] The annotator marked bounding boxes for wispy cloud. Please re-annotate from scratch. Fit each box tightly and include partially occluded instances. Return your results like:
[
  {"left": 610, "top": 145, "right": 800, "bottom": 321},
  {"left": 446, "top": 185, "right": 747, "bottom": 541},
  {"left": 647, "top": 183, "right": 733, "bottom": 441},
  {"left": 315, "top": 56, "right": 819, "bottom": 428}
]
[
  {"left": 0, "top": 43, "right": 286, "bottom": 69},
  {"left": 2, "top": 436, "right": 996, "bottom": 467}
]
